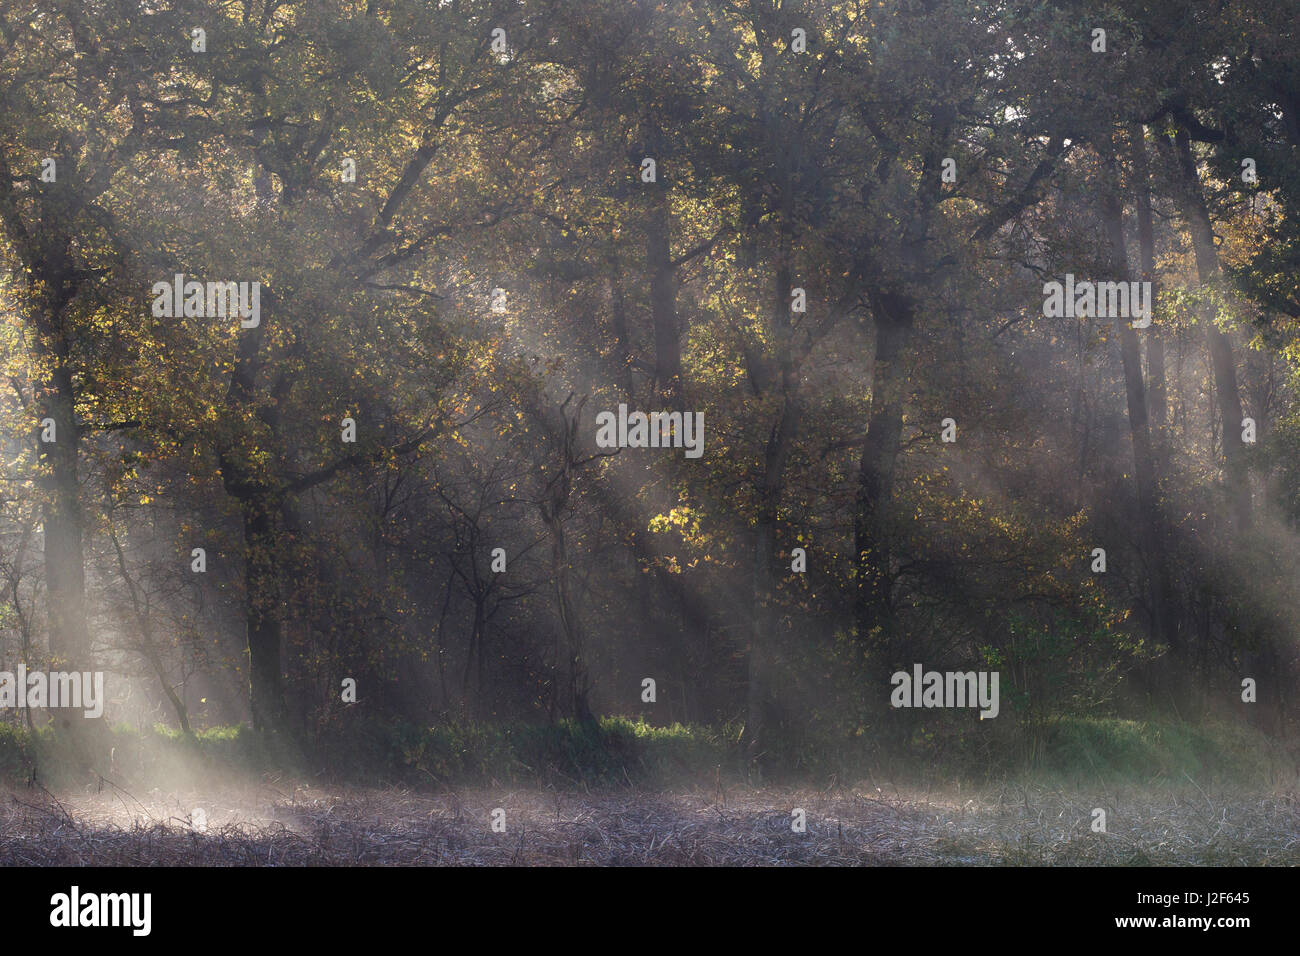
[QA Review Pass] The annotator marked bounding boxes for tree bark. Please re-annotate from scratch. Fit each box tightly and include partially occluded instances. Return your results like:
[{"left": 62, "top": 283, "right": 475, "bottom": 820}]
[
  {"left": 1172, "top": 130, "right": 1251, "bottom": 530},
  {"left": 239, "top": 492, "right": 287, "bottom": 733},
  {"left": 538, "top": 397, "right": 596, "bottom": 724},
  {"left": 853, "top": 290, "right": 914, "bottom": 649},
  {"left": 1100, "top": 164, "right": 1176, "bottom": 653},
  {"left": 39, "top": 357, "right": 89, "bottom": 675},
  {"left": 745, "top": 260, "right": 803, "bottom": 767},
  {"left": 607, "top": 260, "right": 635, "bottom": 400},
  {"left": 1129, "top": 124, "right": 1167, "bottom": 434},
  {"left": 0, "top": 153, "right": 94, "bottom": 688},
  {"left": 646, "top": 185, "right": 682, "bottom": 408}
]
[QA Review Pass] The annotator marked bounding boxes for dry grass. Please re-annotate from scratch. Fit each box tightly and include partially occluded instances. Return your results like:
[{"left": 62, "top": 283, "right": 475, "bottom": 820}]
[{"left": 2, "top": 778, "right": 1298, "bottom": 865}]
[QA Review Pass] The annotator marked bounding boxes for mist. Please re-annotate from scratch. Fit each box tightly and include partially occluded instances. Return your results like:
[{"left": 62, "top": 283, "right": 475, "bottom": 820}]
[{"left": 0, "top": 0, "right": 1297, "bottom": 887}]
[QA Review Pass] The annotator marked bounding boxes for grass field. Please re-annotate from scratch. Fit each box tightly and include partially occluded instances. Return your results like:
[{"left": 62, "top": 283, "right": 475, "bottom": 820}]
[
  {"left": 3, "top": 717, "right": 1296, "bottom": 865},
  {"left": 4, "top": 776, "right": 1298, "bottom": 866}
]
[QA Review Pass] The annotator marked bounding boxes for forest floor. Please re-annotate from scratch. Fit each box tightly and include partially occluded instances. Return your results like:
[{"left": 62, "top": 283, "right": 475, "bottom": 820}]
[{"left": 2, "top": 777, "right": 1299, "bottom": 865}]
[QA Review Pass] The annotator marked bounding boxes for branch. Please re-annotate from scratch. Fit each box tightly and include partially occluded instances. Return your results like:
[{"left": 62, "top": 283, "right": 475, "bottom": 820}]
[
  {"left": 284, "top": 429, "right": 432, "bottom": 495},
  {"left": 83, "top": 420, "right": 142, "bottom": 432},
  {"left": 671, "top": 226, "right": 732, "bottom": 269},
  {"left": 970, "top": 136, "right": 1070, "bottom": 241}
]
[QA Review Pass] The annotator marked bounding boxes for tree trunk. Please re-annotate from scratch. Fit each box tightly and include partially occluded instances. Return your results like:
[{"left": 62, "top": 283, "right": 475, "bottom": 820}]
[
  {"left": 1172, "top": 130, "right": 1251, "bottom": 530},
  {"left": 27, "top": 252, "right": 95, "bottom": 743},
  {"left": 40, "top": 361, "right": 88, "bottom": 673},
  {"left": 745, "top": 260, "right": 803, "bottom": 766},
  {"left": 0, "top": 149, "right": 97, "bottom": 749},
  {"left": 240, "top": 492, "right": 286, "bottom": 732},
  {"left": 1100, "top": 166, "right": 1177, "bottom": 654},
  {"left": 646, "top": 187, "right": 682, "bottom": 408},
  {"left": 463, "top": 599, "right": 486, "bottom": 717},
  {"left": 1129, "top": 124, "right": 1167, "bottom": 434},
  {"left": 747, "top": 401, "right": 801, "bottom": 766},
  {"left": 607, "top": 258, "right": 635, "bottom": 401},
  {"left": 854, "top": 290, "right": 914, "bottom": 649},
  {"left": 546, "top": 515, "right": 594, "bottom": 723}
]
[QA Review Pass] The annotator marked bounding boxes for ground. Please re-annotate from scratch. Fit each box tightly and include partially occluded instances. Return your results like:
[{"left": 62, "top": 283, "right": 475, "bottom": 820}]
[{"left": 3, "top": 778, "right": 1298, "bottom": 865}]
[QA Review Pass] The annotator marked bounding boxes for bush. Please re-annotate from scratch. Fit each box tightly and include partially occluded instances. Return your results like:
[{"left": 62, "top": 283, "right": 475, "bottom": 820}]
[{"left": 0, "top": 714, "right": 1283, "bottom": 791}]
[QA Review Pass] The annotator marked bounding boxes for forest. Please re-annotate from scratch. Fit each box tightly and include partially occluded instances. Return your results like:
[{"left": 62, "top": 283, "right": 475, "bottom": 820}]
[{"left": 0, "top": 0, "right": 1298, "bottom": 869}]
